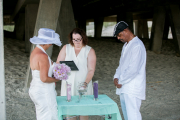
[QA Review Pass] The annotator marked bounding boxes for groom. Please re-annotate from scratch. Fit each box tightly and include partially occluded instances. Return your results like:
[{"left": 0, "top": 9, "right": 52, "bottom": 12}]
[{"left": 113, "top": 21, "right": 146, "bottom": 120}]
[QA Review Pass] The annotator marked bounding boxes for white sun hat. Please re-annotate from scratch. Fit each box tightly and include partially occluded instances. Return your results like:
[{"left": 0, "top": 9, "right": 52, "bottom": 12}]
[{"left": 30, "top": 28, "right": 62, "bottom": 46}]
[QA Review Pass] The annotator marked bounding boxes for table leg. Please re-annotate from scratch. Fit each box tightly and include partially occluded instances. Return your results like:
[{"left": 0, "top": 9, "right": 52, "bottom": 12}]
[
  {"left": 108, "top": 115, "right": 112, "bottom": 119},
  {"left": 63, "top": 115, "right": 67, "bottom": 120},
  {"left": 104, "top": 114, "right": 113, "bottom": 120},
  {"left": 101, "top": 115, "right": 104, "bottom": 120}
]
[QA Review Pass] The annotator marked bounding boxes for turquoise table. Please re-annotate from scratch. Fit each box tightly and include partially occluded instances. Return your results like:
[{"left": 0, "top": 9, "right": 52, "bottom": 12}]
[{"left": 56, "top": 94, "right": 122, "bottom": 120}]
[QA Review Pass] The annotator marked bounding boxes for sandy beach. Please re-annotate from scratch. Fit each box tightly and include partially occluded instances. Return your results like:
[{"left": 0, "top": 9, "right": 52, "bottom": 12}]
[{"left": 4, "top": 37, "right": 180, "bottom": 120}]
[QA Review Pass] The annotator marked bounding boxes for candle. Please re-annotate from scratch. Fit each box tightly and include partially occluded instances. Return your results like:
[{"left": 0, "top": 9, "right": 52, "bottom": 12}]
[
  {"left": 67, "top": 83, "right": 71, "bottom": 102},
  {"left": 93, "top": 81, "right": 98, "bottom": 100}
]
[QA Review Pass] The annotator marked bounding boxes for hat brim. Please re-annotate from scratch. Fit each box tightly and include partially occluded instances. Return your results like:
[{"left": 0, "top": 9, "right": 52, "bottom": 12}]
[
  {"left": 30, "top": 33, "right": 62, "bottom": 46},
  {"left": 113, "top": 29, "right": 123, "bottom": 37}
]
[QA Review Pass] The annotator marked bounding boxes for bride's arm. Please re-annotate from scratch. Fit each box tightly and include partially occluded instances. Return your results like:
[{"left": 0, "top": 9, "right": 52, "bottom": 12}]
[
  {"left": 85, "top": 48, "right": 96, "bottom": 84},
  {"left": 56, "top": 45, "right": 66, "bottom": 64}
]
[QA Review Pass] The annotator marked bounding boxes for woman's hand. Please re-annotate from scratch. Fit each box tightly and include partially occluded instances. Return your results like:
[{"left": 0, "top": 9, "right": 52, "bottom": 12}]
[{"left": 83, "top": 82, "right": 88, "bottom": 88}]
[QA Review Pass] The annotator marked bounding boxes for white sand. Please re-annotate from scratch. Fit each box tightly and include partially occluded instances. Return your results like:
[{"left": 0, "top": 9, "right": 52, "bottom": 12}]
[{"left": 4, "top": 37, "right": 180, "bottom": 120}]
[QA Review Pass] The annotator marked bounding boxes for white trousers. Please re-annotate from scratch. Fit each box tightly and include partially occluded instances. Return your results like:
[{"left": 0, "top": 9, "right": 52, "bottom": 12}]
[{"left": 120, "top": 93, "right": 142, "bottom": 120}]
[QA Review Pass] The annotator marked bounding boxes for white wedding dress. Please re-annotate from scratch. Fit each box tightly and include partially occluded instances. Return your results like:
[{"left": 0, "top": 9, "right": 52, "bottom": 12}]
[
  {"left": 61, "top": 44, "right": 93, "bottom": 96},
  {"left": 29, "top": 45, "right": 58, "bottom": 120}
]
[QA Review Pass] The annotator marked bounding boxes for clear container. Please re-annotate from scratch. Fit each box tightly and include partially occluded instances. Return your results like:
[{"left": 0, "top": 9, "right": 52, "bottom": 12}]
[
  {"left": 66, "top": 82, "right": 72, "bottom": 102},
  {"left": 93, "top": 81, "right": 98, "bottom": 101}
]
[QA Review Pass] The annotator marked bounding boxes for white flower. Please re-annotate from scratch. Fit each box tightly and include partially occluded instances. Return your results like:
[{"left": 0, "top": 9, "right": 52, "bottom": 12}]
[{"left": 58, "top": 66, "right": 61, "bottom": 69}]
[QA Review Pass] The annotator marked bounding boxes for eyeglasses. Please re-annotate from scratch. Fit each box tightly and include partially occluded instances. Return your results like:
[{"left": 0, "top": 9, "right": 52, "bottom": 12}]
[{"left": 72, "top": 38, "right": 82, "bottom": 42}]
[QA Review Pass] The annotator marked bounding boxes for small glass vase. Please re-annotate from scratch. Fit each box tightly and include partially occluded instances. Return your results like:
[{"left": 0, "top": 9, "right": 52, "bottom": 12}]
[
  {"left": 66, "top": 82, "right": 72, "bottom": 102},
  {"left": 77, "top": 82, "right": 88, "bottom": 102},
  {"left": 93, "top": 81, "right": 98, "bottom": 101}
]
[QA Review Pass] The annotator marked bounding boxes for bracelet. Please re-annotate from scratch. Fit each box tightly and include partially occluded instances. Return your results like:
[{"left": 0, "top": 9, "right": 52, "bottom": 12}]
[{"left": 84, "top": 82, "right": 88, "bottom": 85}]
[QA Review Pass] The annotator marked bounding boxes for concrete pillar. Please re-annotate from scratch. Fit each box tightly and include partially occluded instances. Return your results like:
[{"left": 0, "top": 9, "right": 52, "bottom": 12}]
[
  {"left": 117, "top": 12, "right": 134, "bottom": 33},
  {"left": 77, "top": 18, "right": 86, "bottom": 33},
  {"left": 134, "top": 20, "right": 138, "bottom": 36},
  {"left": 25, "top": 4, "right": 39, "bottom": 53},
  {"left": 0, "top": 0, "right": 6, "bottom": 119},
  {"left": 163, "top": 14, "right": 170, "bottom": 40},
  {"left": 117, "top": 12, "right": 126, "bottom": 22},
  {"left": 151, "top": 6, "right": 166, "bottom": 53},
  {"left": 15, "top": 13, "right": 25, "bottom": 40},
  {"left": 149, "top": 20, "right": 155, "bottom": 50},
  {"left": 25, "top": 0, "right": 62, "bottom": 91},
  {"left": 138, "top": 19, "right": 143, "bottom": 38},
  {"left": 56, "top": 0, "right": 76, "bottom": 46},
  {"left": 126, "top": 12, "right": 134, "bottom": 33},
  {"left": 11, "top": 0, "right": 26, "bottom": 21},
  {"left": 168, "top": 5, "right": 180, "bottom": 54},
  {"left": 143, "top": 19, "right": 149, "bottom": 39},
  {"left": 94, "top": 17, "right": 104, "bottom": 38}
]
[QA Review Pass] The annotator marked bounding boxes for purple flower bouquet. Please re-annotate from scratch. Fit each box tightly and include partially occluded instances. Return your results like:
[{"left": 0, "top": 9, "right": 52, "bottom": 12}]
[{"left": 53, "top": 63, "right": 71, "bottom": 80}]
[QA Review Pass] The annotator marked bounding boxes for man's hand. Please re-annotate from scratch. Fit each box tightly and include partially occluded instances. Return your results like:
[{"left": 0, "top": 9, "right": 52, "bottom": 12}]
[{"left": 114, "top": 78, "right": 122, "bottom": 88}]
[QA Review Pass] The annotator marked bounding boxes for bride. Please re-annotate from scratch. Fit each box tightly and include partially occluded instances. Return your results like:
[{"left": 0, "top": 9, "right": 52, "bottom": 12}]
[{"left": 29, "top": 28, "right": 61, "bottom": 120}]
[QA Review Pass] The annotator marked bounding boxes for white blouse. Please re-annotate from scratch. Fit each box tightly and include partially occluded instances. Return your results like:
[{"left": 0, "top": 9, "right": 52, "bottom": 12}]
[{"left": 61, "top": 44, "right": 93, "bottom": 96}]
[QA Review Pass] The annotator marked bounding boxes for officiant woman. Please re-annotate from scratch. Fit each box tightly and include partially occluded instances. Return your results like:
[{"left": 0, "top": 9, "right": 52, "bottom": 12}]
[{"left": 56, "top": 28, "right": 96, "bottom": 120}]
